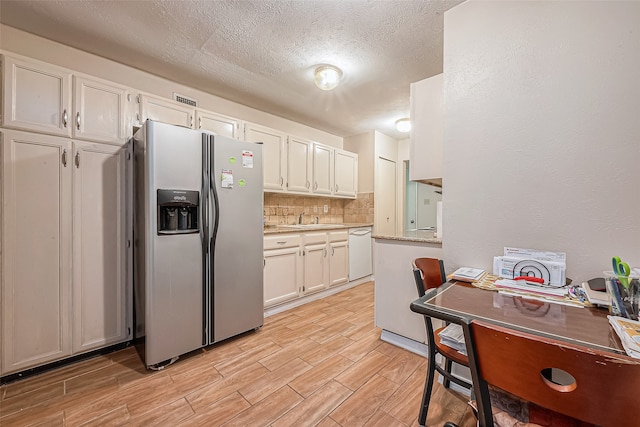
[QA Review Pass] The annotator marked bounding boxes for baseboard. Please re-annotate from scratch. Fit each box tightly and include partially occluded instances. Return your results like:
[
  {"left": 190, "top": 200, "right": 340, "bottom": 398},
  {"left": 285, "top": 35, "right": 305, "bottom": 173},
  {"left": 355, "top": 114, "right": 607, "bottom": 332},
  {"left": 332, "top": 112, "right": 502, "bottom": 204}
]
[
  {"left": 264, "top": 275, "right": 374, "bottom": 318},
  {"left": 380, "top": 329, "right": 428, "bottom": 356}
]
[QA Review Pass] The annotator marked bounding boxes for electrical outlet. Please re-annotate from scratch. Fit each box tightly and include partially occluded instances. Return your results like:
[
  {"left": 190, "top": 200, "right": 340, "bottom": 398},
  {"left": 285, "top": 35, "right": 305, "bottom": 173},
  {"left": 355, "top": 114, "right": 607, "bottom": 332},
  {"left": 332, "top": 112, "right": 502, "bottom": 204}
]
[
  {"left": 323, "top": 204, "right": 329, "bottom": 213},
  {"left": 313, "top": 206, "right": 318, "bottom": 213}
]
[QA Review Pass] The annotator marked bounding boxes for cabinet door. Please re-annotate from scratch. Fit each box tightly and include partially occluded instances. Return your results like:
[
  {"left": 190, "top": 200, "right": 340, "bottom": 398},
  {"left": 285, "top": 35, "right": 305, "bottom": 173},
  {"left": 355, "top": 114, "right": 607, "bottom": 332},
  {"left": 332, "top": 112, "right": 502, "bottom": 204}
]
[
  {"left": 304, "top": 243, "right": 328, "bottom": 294},
  {"left": 1, "top": 130, "right": 72, "bottom": 374},
  {"left": 73, "top": 76, "right": 128, "bottom": 143},
  {"left": 72, "top": 141, "right": 128, "bottom": 353},
  {"left": 139, "top": 94, "right": 195, "bottom": 128},
  {"left": 329, "top": 241, "right": 349, "bottom": 286},
  {"left": 334, "top": 149, "right": 358, "bottom": 198},
  {"left": 196, "top": 109, "right": 241, "bottom": 139},
  {"left": 313, "top": 143, "right": 333, "bottom": 195},
  {"left": 287, "top": 136, "right": 312, "bottom": 193},
  {"left": 2, "top": 55, "right": 72, "bottom": 137},
  {"left": 244, "top": 123, "right": 286, "bottom": 192},
  {"left": 264, "top": 247, "right": 301, "bottom": 307}
]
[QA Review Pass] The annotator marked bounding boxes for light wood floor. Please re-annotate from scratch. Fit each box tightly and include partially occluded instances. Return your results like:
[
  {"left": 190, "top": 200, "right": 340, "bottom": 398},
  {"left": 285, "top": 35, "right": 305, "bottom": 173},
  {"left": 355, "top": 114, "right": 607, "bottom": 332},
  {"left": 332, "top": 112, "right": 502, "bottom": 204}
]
[{"left": 0, "top": 282, "right": 476, "bottom": 426}]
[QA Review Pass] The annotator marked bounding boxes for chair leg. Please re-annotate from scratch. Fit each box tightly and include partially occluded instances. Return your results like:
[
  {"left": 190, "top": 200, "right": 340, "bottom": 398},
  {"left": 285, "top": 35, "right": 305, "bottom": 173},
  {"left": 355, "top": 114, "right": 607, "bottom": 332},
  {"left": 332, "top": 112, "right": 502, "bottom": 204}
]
[
  {"left": 418, "top": 351, "right": 437, "bottom": 426},
  {"left": 443, "top": 357, "right": 454, "bottom": 389}
]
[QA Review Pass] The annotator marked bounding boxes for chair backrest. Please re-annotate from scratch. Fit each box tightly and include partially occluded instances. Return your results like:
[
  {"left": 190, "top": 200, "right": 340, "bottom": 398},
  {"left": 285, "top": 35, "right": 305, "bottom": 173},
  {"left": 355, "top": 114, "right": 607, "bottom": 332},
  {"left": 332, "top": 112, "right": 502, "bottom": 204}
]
[
  {"left": 470, "top": 320, "right": 640, "bottom": 427},
  {"left": 412, "top": 258, "right": 446, "bottom": 297}
]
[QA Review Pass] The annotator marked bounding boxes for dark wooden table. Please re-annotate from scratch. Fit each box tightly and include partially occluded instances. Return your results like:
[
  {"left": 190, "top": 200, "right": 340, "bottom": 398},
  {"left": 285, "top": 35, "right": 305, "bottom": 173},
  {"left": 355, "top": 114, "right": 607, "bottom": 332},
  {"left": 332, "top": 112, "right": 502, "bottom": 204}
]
[{"left": 410, "top": 281, "right": 625, "bottom": 426}]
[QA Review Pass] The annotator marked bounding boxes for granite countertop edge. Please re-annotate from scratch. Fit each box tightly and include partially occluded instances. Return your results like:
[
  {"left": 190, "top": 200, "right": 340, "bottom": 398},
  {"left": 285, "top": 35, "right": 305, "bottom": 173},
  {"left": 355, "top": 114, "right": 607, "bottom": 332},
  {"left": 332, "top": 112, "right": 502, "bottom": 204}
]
[
  {"left": 264, "top": 223, "right": 373, "bottom": 234},
  {"left": 372, "top": 233, "right": 442, "bottom": 244}
]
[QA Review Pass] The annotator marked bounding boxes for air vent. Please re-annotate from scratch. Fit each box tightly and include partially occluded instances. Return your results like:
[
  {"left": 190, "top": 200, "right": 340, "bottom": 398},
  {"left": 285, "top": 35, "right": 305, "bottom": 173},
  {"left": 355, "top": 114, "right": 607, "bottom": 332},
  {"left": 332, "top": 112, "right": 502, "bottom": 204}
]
[{"left": 173, "top": 93, "right": 197, "bottom": 107}]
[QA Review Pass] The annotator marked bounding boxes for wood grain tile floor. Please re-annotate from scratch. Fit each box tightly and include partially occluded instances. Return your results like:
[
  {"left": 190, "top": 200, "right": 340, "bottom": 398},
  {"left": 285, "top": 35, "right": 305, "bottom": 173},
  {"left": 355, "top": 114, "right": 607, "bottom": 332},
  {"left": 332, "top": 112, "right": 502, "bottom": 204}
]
[{"left": 0, "top": 281, "right": 477, "bottom": 426}]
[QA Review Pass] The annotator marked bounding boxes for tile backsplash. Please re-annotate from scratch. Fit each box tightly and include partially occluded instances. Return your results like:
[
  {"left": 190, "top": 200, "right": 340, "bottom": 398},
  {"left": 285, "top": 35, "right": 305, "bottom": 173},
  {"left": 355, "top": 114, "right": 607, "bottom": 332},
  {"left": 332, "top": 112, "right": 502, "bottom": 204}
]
[{"left": 264, "top": 192, "right": 374, "bottom": 225}]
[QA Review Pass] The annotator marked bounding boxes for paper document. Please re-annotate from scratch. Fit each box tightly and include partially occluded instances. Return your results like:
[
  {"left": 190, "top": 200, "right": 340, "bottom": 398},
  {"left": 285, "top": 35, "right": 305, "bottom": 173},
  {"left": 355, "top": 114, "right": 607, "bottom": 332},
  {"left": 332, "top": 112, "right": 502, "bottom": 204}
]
[
  {"left": 438, "top": 324, "right": 467, "bottom": 355},
  {"left": 608, "top": 316, "right": 640, "bottom": 359}
]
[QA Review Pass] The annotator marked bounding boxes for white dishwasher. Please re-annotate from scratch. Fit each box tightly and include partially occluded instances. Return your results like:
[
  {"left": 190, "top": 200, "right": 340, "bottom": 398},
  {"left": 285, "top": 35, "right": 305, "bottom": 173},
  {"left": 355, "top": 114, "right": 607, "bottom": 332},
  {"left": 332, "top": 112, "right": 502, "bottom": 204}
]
[{"left": 348, "top": 227, "right": 373, "bottom": 280}]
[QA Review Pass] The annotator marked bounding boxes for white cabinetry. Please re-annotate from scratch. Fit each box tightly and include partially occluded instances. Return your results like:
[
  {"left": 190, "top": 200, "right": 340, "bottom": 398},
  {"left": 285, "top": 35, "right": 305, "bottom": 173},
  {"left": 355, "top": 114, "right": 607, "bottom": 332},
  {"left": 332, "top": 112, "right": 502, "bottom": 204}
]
[
  {"left": 302, "top": 233, "right": 328, "bottom": 294},
  {"left": 329, "top": 231, "right": 349, "bottom": 286},
  {"left": 263, "top": 234, "right": 302, "bottom": 308},
  {"left": 73, "top": 76, "right": 128, "bottom": 143},
  {"left": 1, "top": 131, "right": 72, "bottom": 374},
  {"left": 334, "top": 148, "right": 358, "bottom": 198},
  {"left": 313, "top": 143, "right": 333, "bottom": 195},
  {"left": 138, "top": 94, "right": 195, "bottom": 129},
  {"left": 409, "top": 73, "right": 442, "bottom": 185},
  {"left": 1, "top": 129, "right": 130, "bottom": 375},
  {"left": 72, "top": 141, "right": 128, "bottom": 352},
  {"left": 196, "top": 109, "right": 241, "bottom": 139},
  {"left": 287, "top": 136, "right": 312, "bottom": 193},
  {"left": 2, "top": 55, "right": 72, "bottom": 137},
  {"left": 2, "top": 55, "right": 130, "bottom": 144},
  {"left": 245, "top": 122, "right": 287, "bottom": 192}
]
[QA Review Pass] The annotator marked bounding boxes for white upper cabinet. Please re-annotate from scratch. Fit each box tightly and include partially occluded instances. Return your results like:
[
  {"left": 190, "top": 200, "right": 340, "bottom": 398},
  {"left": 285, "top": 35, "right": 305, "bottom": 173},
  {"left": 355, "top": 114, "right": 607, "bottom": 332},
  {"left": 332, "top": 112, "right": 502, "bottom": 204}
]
[
  {"left": 409, "top": 73, "right": 443, "bottom": 184},
  {"left": 244, "top": 122, "right": 287, "bottom": 192},
  {"left": 287, "top": 136, "right": 313, "bottom": 193},
  {"left": 196, "top": 109, "right": 241, "bottom": 139},
  {"left": 334, "top": 148, "right": 358, "bottom": 198},
  {"left": 2, "top": 55, "right": 130, "bottom": 144},
  {"left": 138, "top": 94, "right": 195, "bottom": 129},
  {"left": 2, "top": 55, "right": 72, "bottom": 137},
  {"left": 312, "top": 143, "right": 333, "bottom": 195},
  {"left": 73, "top": 76, "right": 128, "bottom": 143}
]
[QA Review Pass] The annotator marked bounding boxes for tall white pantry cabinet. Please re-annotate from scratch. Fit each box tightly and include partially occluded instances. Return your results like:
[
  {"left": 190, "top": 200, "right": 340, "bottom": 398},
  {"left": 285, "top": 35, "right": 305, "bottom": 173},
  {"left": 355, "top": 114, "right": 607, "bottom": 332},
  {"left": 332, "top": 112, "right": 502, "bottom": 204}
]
[{"left": 0, "top": 54, "right": 132, "bottom": 376}]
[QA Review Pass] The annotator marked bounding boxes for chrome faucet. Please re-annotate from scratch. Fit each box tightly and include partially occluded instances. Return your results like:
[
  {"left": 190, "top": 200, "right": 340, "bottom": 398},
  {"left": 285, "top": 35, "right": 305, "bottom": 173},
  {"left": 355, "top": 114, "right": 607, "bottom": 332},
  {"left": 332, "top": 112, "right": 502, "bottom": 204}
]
[{"left": 298, "top": 213, "right": 304, "bottom": 224}]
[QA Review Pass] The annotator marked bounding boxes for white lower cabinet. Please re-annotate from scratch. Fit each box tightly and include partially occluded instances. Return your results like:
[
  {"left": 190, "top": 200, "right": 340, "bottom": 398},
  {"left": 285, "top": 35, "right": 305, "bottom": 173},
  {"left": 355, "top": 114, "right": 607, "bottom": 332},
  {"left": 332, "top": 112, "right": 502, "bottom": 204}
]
[
  {"left": 263, "top": 229, "right": 351, "bottom": 309},
  {"left": 329, "top": 231, "right": 349, "bottom": 286},
  {"left": 302, "top": 233, "right": 328, "bottom": 294},
  {"left": 1, "top": 129, "right": 130, "bottom": 376},
  {"left": 263, "top": 234, "right": 303, "bottom": 308}
]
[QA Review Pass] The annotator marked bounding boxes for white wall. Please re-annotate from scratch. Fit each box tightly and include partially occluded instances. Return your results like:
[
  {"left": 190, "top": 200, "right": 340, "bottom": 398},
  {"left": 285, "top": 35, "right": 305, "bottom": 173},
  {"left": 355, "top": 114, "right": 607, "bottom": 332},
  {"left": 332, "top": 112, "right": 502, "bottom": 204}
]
[
  {"left": 0, "top": 24, "right": 343, "bottom": 148},
  {"left": 442, "top": 1, "right": 640, "bottom": 282}
]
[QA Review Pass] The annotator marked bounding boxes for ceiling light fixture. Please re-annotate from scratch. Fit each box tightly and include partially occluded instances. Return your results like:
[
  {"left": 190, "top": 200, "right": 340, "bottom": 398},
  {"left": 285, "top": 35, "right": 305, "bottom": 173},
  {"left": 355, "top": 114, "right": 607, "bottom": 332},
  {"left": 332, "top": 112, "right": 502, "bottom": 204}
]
[
  {"left": 314, "top": 65, "right": 342, "bottom": 91},
  {"left": 396, "top": 118, "right": 411, "bottom": 133}
]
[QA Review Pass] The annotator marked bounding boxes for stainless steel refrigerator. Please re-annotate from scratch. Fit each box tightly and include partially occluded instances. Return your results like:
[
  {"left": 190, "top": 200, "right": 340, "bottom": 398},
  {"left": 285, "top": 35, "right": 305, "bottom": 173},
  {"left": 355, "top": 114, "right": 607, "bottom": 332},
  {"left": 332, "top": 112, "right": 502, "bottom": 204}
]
[{"left": 133, "top": 120, "right": 264, "bottom": 369}]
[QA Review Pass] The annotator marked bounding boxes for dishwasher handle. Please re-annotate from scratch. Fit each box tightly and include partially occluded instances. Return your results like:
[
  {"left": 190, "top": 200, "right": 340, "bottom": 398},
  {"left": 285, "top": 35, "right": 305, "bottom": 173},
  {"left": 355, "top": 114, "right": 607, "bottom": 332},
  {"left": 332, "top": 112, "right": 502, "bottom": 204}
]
[{"left": 349, "top": 229, "right": 371, "bottom": 236}]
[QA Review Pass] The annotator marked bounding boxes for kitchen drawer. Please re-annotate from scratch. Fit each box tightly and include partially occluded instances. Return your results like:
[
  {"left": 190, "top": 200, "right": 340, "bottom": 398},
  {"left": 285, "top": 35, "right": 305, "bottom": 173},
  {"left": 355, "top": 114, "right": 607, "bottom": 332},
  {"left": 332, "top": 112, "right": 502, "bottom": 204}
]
[
  {"left": 303, "top": 232, "right": 328, "bottom": 246},
  {"left": 328, "top": 230, "right": 348, "bottom": 243},
  {"left": 264, "top": 234, "right": 301, "bottom": 250}
]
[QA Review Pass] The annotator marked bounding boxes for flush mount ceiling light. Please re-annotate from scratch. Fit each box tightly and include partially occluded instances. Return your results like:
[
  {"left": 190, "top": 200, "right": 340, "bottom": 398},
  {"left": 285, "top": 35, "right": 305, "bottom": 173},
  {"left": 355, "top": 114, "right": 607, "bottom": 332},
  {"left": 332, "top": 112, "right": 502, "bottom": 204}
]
[
  {"left": 314, "top": 65, "right": 342, "bottom": 91},
  {"left": 396, "top": 118, "right": 411, "bottom": 133}
]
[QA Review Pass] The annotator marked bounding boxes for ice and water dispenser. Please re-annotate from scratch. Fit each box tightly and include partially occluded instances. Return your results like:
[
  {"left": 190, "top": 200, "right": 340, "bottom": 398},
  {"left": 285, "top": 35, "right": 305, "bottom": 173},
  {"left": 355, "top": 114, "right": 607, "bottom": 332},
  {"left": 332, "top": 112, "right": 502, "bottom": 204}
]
[{"left": 157, "top": 189, "right": 199, "bottom": 234}]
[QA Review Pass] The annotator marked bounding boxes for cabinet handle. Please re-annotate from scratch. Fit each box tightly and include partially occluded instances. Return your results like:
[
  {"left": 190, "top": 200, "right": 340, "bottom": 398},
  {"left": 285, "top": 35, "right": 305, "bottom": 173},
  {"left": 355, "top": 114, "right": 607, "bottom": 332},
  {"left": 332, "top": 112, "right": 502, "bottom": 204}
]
[
  {"left": 62, "top": 149, "right": 68, "bottom": 167},
  {"left": 276, "top": 241, "right": 287, "bottom": 245},
  {"left": 136, "top": 112, "right": 140, "bottom": 123},
  {"left": 324, "top": 248, "right": 327, "bottom": 258},
  {"left": 75, "top": 152, "right": 80, "bottom": 168},
  {"left": 306, "top": 180, "right": 310, "bottom": 189},
  {"left": 62, "top": 109, "right": 68, "bottom": 127},
  {"left": 190, "top": 115, "right": 194, "bottom": 128},
  {"left": 314, "top": 182, "right": 318, "bottom": 191},
  {"left": 76, "top": 112, "right": 81, "bottom": 130},
  {"left": 332, "top": 247, "right": 335, "bottom": 256},
  {"left": 335, "top": 184, "right": 339, "bottom": 192},
  {"left": 280, "top": 177, "right": 284, "bottom": 186},
  {"left": 199, "top": 117, "right": 202, "bottom": 129}
]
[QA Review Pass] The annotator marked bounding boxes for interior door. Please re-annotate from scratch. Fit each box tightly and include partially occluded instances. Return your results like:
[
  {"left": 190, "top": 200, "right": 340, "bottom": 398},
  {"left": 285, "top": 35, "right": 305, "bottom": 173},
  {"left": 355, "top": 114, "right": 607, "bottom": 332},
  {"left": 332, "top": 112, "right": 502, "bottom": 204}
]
[{"left": 376, "top": 157, "right": 397, "bottom": 235}]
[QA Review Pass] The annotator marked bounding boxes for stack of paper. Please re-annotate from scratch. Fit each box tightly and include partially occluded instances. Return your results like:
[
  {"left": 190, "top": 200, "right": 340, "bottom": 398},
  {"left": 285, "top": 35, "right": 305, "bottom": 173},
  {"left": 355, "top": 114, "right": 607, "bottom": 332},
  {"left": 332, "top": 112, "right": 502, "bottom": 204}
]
[
  {"left": 450, "top": 267, "right": 486, "bottom": 282},
  {"left": 438, "top": 324, "right": 467, "bottom": 355},
  {"left": 608, "top": 315, "right": 640, "bottom": 359}
]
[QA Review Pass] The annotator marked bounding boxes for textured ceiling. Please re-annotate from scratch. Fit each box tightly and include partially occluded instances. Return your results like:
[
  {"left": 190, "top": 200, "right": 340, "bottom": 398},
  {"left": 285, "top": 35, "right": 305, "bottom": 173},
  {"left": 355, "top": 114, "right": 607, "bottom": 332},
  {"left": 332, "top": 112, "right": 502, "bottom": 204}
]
[{"left": 0, "top": 0, "right": 463, "bottom": 140}]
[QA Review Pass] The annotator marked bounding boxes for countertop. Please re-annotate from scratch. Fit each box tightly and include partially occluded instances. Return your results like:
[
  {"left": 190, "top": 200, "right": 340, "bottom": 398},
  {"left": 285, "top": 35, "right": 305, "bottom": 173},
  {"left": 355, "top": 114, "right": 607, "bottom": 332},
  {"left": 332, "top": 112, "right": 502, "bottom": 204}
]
[
  {"left": 372, "top": 230, "right": 442, "bottom": 244},
  {"left": 264, "top": 223, "right": 373, "bottom": 234}
]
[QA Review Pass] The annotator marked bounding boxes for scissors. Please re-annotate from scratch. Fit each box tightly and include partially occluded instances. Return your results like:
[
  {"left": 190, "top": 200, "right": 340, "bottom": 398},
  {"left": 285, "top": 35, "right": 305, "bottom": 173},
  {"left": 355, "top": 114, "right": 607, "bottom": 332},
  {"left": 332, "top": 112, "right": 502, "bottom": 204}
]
[{"left": 612, "top": 256, "right": 631, "bottom": 288}]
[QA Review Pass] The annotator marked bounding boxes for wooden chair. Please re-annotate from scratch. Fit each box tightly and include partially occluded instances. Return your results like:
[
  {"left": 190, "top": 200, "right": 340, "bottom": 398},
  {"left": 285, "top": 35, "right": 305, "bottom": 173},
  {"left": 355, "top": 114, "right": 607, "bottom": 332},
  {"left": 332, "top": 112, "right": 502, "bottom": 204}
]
[
  {"left": 466, "top": 319, "right": 640, "bottom": 427},
  {"left": 412, "top": 258, "right": 472, "bottom": 426}
]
